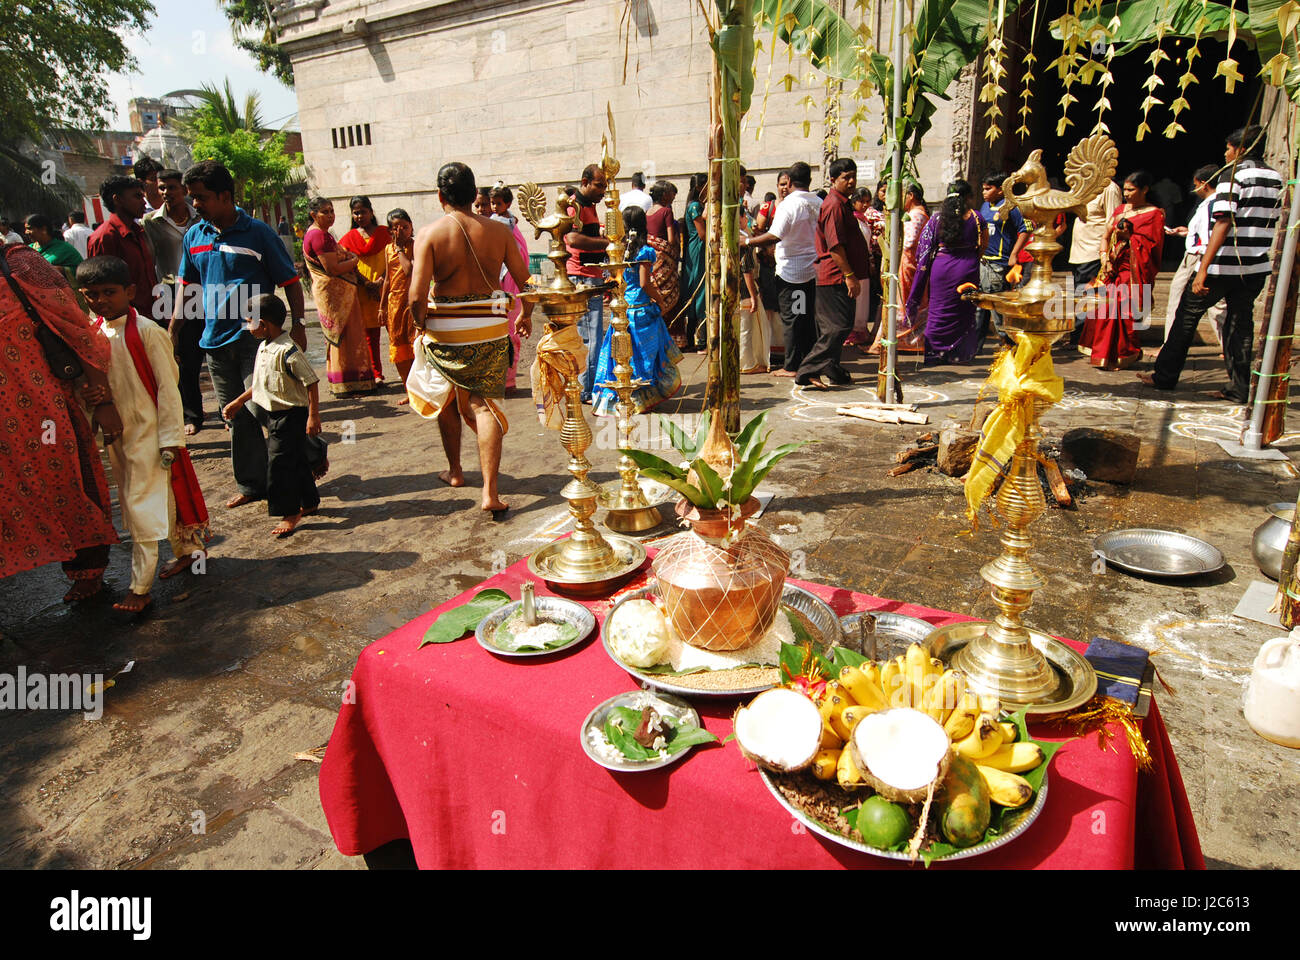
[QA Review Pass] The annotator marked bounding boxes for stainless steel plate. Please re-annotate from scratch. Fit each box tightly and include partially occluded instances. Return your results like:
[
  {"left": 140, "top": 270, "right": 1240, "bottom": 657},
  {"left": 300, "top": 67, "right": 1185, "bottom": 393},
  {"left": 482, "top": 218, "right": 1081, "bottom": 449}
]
[
  {"left": 603, "top": 580, "right": 843, "bottom": 698},
  {"left": 476, "top": 597, "right": 596, "bottom": 658},
  {"left": 927, "top": 621, "right": 1098, "bottom": 716},
  {"left": 760, "top": 767, "right": 1049, "bottom": 863},
  {"left": 580, "top": 691, "right": 702, "bottom": 772},
  {"left": 839, "top": 611, "right": 937, "bottom": 660},
  {"left": 1092, "top": 528, "right": 1225, "bottom": 578}
]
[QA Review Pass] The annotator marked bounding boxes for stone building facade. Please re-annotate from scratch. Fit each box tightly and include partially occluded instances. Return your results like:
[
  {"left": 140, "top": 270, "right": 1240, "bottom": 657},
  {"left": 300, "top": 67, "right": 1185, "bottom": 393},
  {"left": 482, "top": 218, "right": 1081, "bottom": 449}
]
[{"left": 273, "top": 0, "right": 973, "bottom": 249}]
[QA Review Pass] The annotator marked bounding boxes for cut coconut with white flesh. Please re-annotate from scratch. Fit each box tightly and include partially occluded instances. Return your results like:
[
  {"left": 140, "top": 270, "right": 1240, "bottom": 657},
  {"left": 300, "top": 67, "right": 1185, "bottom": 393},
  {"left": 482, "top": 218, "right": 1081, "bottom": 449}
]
[
  {"left": 850, "top": 708, "right": 952, "bottom": 804},
  {"left": 733, "top": 688, "right": 822, "bottom": 773}
]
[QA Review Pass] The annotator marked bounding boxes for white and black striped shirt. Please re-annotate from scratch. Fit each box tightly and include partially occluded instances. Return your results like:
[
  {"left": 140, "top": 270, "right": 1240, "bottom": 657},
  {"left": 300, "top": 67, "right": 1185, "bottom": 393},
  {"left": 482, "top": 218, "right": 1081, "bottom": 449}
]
[{"left": 1208, "top": 159, "right": 1285, "bottom": 277}]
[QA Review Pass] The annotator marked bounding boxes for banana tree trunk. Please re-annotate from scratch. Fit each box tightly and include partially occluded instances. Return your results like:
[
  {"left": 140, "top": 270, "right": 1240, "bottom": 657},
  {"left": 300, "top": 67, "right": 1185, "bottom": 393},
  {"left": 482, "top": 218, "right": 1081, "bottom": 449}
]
[{"left": 703, "top": 0, "right": 753, "bottom": 436}]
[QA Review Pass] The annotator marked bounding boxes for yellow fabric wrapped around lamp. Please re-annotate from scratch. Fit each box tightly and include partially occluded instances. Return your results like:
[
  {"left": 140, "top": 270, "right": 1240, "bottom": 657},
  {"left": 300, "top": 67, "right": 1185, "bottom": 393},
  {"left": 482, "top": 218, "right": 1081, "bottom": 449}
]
[{"left": 964, "top": 335, "right": 1063, "bottom": 527}]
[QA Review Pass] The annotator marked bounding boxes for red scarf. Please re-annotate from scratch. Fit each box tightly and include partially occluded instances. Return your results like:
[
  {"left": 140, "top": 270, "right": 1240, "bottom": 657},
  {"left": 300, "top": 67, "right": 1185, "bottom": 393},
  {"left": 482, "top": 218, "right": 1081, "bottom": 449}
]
[
  {"left": 95, "top": 309, "right": 209, "bottom": 528},
  {"left": 339, "top": 225, "right": 391, "bottom": 258}
]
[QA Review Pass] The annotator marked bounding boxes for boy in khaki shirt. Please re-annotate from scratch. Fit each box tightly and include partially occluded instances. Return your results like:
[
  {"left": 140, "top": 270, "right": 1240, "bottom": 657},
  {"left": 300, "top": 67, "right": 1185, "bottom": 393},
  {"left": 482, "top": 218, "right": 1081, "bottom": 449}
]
[{"left": 222, "top": 294, "right": 322, "bottom": 538}]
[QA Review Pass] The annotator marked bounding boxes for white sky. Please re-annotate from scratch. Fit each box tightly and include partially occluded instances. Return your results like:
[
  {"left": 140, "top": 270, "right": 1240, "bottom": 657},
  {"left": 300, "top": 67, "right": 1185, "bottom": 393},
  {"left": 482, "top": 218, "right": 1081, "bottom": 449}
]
[{"left": 104, "top": 0, "right": 301, "bottom": 131}]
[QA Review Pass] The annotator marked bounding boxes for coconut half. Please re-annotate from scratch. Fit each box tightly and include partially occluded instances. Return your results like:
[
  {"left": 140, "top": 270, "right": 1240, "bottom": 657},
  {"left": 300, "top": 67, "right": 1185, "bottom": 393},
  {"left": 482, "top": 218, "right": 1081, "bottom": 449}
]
[
  {"left": 733, "top": 688, "right": 822, "bottom": 773},
  {"left": 850, "top": 707, "right": 952, "bottom": 804}
]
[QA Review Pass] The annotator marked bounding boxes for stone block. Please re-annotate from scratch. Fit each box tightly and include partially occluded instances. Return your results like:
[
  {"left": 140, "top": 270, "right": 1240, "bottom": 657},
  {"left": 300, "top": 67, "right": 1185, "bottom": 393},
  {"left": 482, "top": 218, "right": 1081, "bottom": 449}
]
[
  {"left": 938, "top": 419, "right": 980, "bottom": 477},
  {"left": 1060, "top": 427, "right": 1141, "bottom": 484}
]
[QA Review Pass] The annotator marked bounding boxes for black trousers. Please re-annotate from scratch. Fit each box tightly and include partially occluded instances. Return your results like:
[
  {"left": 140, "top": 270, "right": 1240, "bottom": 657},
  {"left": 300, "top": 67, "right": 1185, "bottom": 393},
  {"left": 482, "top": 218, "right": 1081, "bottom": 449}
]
[
  {"left": 776, "top": 276, "right": 817, "bottom": 372},
  {"left": 799, "top": 282, "right": 855, "bottom": 383},
  {"left": 1152, "top": 273, "right": 1266, "bottom": 402},
  {"left": 266, "top": 407, "right": 320, "bottom": 518},
  {"left": 178, "top": 310, "right": 205, "bottom": 428}
]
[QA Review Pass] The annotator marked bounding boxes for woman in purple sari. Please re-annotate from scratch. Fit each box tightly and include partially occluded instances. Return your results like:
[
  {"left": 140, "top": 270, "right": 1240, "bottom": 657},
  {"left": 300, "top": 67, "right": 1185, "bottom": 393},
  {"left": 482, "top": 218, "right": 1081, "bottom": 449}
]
[{"left": 905, "top": 181, "right": 988, "bottom": 364}]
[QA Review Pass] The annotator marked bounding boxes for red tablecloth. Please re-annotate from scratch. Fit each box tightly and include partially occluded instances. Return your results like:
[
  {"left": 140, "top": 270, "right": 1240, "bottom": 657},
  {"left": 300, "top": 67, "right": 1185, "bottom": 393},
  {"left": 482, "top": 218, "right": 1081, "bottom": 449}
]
[{"left": 318, "top": 554, "right": 1204, "bottom": 869}]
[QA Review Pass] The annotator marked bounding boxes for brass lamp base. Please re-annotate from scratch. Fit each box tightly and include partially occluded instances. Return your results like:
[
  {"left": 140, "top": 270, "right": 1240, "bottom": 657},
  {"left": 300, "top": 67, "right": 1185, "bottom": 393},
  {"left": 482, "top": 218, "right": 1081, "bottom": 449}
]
[
  {"left": 928, "top": 620, "right": 1097, "bottom": 715},
  {"left": 527, "top": 535, "right": 646, "bottom": 598}
]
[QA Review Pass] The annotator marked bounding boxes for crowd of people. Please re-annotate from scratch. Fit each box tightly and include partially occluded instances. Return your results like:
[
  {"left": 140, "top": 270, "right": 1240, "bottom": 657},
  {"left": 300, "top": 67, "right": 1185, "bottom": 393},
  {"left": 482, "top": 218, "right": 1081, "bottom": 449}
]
[{"left": 0, "top": 121, "right": 1285, "bottom": 618}]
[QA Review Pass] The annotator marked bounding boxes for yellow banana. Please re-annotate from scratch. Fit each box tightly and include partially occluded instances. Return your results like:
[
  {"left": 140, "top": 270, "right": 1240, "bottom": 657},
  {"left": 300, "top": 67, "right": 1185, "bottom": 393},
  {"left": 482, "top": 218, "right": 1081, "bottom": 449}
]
[
  {"left": 997, "top": 721, "right": 1018, "bottom": 744},
  {"left": 928, "top": 669, "right": 964, "bottom": 724},
  {"left": 820, "top": 720, "right": 843, "bottom": 750},
  {"left": 976, "top": 764, "right": 1034, "bottom": 808},
  {"left": 836, "top": 743, "right": 865, "bottom": 788},
  {"left": 943, "top": 690, "right": 981, "bottom": 740},
  {"left": 880, "top": 658, "right": 905, "bottom": 709},
  {"left": 904, "top": 643, "right": 929, "bottom": 711},
  {"left": 839, "top": 705, "right": 876, "bottom": 738},
  {"left": 811, "top": 748, "right": 840, "bottom": 781},
  {"left": 828, "top": 697, "right": 856, "bottom": 741},
  {"left": 978, "top": 742, "right": 1045, "bottom": 773},
  {"left": 825, "top": 680, "right": 856, "bottom": 707},
  {"left": 954, "top": 714, "right": 1003, "bottom": 760},
  {"left": 839, "top": 664, "right": 889, "bottom": 711}
]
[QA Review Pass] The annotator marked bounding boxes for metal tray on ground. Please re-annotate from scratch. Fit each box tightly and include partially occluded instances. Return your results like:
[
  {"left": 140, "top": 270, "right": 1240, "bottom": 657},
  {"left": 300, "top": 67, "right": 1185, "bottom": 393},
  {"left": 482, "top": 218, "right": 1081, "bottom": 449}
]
[
  {"left": 839, "top": 610, "right": 938, "bottom": 660},
  {"left": 759, "top": 767, "right": 1049, "bottom": 863},
  {"left": 475, "top": 597, "right": 596, "bottom": 658},
  {"left": 1092, "top": 528, "right": 1224, "bottom": 579},
  {"left": 603, "top": 580, "right": 843, "bottom": 698}
]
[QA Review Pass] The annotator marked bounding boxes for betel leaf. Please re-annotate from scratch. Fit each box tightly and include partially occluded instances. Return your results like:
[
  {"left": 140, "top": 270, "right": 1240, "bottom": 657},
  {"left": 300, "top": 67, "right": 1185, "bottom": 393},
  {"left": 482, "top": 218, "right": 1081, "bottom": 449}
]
[
  {"left": 603, "top": 705, "right": 717, "bottom": 760},
  {"left": 824, "top": 644, "right": 871, "bottom": 674},
  {"left": 419, "top": 588, "right": 511, "bottom": 647},
  {"left": 492, "top": 617, "right": 579, "bottom": 652}
]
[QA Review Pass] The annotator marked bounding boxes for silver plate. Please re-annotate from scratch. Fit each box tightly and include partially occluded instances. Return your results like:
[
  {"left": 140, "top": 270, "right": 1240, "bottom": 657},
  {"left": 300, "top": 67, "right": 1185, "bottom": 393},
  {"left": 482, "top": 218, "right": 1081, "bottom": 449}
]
[
  {"left": 839, "top": 611, "right": 937, "bottom": 660},
  {"left": 603, "top": 580, "right": 843, "bottom": 698},
  {"left": 579, "top": 691, "right": 702, "bottom": 772},
  {"left": 475, "top": 597, "right": 596, "bottom": 658},
  {"left": 1092, "top": 528, "right": 1225, "bottom": 578},
  {"left": 760, "top": 766, "right": 1049, "bottom": 863}
]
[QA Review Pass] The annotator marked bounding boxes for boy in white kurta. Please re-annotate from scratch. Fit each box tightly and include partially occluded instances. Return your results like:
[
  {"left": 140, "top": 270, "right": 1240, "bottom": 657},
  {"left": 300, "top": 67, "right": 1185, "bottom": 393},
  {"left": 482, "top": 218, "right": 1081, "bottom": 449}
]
[{"left": 77, "top": 256, "right": 206, "bottom": 615}]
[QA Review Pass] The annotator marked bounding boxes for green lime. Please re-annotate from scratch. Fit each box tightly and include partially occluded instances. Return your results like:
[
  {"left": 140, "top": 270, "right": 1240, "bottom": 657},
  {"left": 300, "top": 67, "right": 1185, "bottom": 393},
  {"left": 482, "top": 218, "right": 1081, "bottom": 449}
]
[{"left": 856, "top": 795, "right": 912, "bottom": 848}]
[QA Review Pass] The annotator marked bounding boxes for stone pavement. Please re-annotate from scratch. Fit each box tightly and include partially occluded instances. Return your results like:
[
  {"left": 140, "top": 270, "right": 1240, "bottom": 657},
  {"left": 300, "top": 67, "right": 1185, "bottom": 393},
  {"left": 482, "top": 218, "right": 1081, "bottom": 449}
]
[{"left": 1, "top": 316, "right": 1297, "bottom": 869}]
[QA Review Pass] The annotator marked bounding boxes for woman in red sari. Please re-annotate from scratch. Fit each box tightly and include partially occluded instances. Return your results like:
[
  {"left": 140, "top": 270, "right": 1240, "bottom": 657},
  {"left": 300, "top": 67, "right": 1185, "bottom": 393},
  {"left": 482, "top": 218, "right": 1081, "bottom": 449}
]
[
  {"left": 0, "top": 242, "right": 121, "bottom": 601},
  {"left": 1080, "top": 171, "right": 1164, "bottom": 370}
]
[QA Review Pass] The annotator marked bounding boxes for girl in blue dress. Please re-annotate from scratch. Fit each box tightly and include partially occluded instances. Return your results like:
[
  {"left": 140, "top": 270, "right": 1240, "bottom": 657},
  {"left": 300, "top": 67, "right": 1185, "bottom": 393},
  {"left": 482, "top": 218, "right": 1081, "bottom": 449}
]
[{"left": 592, "top": 206, "right": 683, "bottom": 417}]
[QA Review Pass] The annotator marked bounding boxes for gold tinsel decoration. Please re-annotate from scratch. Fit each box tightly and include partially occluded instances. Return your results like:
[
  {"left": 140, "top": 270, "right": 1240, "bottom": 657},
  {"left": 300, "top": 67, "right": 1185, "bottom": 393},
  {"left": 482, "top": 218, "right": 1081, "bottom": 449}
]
[{"left": 1048, "top": 696, "right": 1154, "bottom": 772}]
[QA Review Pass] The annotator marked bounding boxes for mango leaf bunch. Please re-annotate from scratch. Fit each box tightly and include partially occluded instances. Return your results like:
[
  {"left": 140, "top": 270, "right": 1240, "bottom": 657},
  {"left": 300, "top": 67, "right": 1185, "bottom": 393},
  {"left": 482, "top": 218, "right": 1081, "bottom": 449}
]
[{"left": 619, "top": 411, "right": 804, "bottom": 510}]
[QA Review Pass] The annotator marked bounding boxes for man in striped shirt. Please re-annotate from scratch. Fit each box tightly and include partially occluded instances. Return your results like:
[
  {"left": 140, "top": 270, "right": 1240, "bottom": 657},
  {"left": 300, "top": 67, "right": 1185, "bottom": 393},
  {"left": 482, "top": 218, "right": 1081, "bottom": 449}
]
[{"left": 1142, "top": 125, "right": 1284, "bottom": 403}]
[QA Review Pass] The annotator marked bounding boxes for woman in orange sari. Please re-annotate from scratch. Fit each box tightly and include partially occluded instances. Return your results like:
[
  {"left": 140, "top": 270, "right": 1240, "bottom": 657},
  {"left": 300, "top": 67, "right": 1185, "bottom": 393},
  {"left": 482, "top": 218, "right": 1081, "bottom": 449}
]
[
  {"left": 378, "top": 208, "right": 418, "bottom": 402},
  {"left": 339, "top": 196, "right": 391, "bottom": 385},
  {"left": 1080, "top": 171, "right": 1164, "bottom": 370},
  {"left": 303, "top": 197, "right": 376, "bottom": 396}
]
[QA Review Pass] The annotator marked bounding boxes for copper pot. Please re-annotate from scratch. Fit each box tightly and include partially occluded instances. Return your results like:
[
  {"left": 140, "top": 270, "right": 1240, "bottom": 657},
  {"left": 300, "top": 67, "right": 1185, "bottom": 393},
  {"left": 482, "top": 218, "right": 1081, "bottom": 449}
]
[{"left": 654, "top": 498, "right": 789, "bottom": 652}]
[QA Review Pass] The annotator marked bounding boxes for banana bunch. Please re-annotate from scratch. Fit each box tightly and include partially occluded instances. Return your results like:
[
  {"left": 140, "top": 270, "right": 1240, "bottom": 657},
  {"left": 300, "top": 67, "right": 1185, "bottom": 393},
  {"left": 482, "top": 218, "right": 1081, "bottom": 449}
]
[
  {"left": 805, "top": 643, "right": 973, "bottom": 791},
  {"left": 949, "top": 703, "right": 1042, "bottom": 809}
]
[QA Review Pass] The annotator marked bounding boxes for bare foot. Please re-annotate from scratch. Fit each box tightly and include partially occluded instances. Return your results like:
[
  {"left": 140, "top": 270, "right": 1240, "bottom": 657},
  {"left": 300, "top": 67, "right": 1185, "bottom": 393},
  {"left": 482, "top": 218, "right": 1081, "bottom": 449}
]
[
  {"left": 159, "top": 557, "right": 192, "bottom": 580},
  {"left": 772, "top": 369, "right": 798, "bottom": 378},
  {"left": 226, "top": 493, "right": 259, "bottom": 508},
  {"left": 397, "top": 397, "right": 409, "bottom": 406},
  {"left": 482, "top": 498, "right": 509, "bottom": 515},
  {"left": 272, "top": 513, "right": 303, "bottom": 538},
  {"left": 1135, "top": 373, "right": 1156, "bottom": 386},
  {"left": 184, "top": 423, "right": 198, "bottom": 437},
  {"left": 439, "top": 468, "right": 465, "bottom": 487},
  {"left": 114, "top": 591, "right": 152, "bottom": 615},
  {"left": 63, "top": 577, "right": 103, "bottom": 603}
]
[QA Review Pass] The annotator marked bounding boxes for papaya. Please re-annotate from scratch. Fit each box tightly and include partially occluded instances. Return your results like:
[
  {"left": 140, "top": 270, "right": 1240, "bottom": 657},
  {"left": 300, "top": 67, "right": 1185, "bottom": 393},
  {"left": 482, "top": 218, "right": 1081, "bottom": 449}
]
[{"left": 938, "top": 754, "right": 991, "bottom": 848}]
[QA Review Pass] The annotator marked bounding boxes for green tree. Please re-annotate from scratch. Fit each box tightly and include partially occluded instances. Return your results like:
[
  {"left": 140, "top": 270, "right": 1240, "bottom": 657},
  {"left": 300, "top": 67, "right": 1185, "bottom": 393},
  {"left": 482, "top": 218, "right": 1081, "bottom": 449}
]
[
  {"left": 179, "top": 80, "right": 304, "bottom": 210},
  {"left": 0, "top": 0, "right": 154, "bottom": 219},
  {"left": 218, "top": 0, "right": 293, "bottom": 87}
]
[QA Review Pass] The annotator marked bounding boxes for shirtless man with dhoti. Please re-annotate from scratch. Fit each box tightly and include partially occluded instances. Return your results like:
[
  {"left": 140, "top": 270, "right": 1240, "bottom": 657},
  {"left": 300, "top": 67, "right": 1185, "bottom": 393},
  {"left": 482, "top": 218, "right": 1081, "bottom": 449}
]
[{"left": 408, "top": 161, "right": 533, "bottom": 514}]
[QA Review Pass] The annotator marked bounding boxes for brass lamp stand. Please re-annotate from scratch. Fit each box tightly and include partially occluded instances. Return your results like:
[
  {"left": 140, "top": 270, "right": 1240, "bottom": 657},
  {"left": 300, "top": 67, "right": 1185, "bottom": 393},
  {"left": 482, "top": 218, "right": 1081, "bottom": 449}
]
[
  {"left": 928, "top": 135, "right": 1112, "bottom": 713},
  {"left": 516, "top": 182, "right": 645, "bottom": 596},
  {"left": 596, "top": 175, "right": 672, "bottom": 534}
]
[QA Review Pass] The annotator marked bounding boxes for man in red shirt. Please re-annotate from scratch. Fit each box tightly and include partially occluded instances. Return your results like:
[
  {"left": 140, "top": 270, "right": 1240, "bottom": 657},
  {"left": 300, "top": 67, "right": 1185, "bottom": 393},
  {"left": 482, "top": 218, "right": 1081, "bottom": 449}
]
[
  {"left": 800, "top": 157, "right": 870, "bottom": 388},
  {"left": 563, "top": 163, "right": 610, "bottom": 403},
  {"left": 87, "top": 176, "right": 159, "bottom": 321}
]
